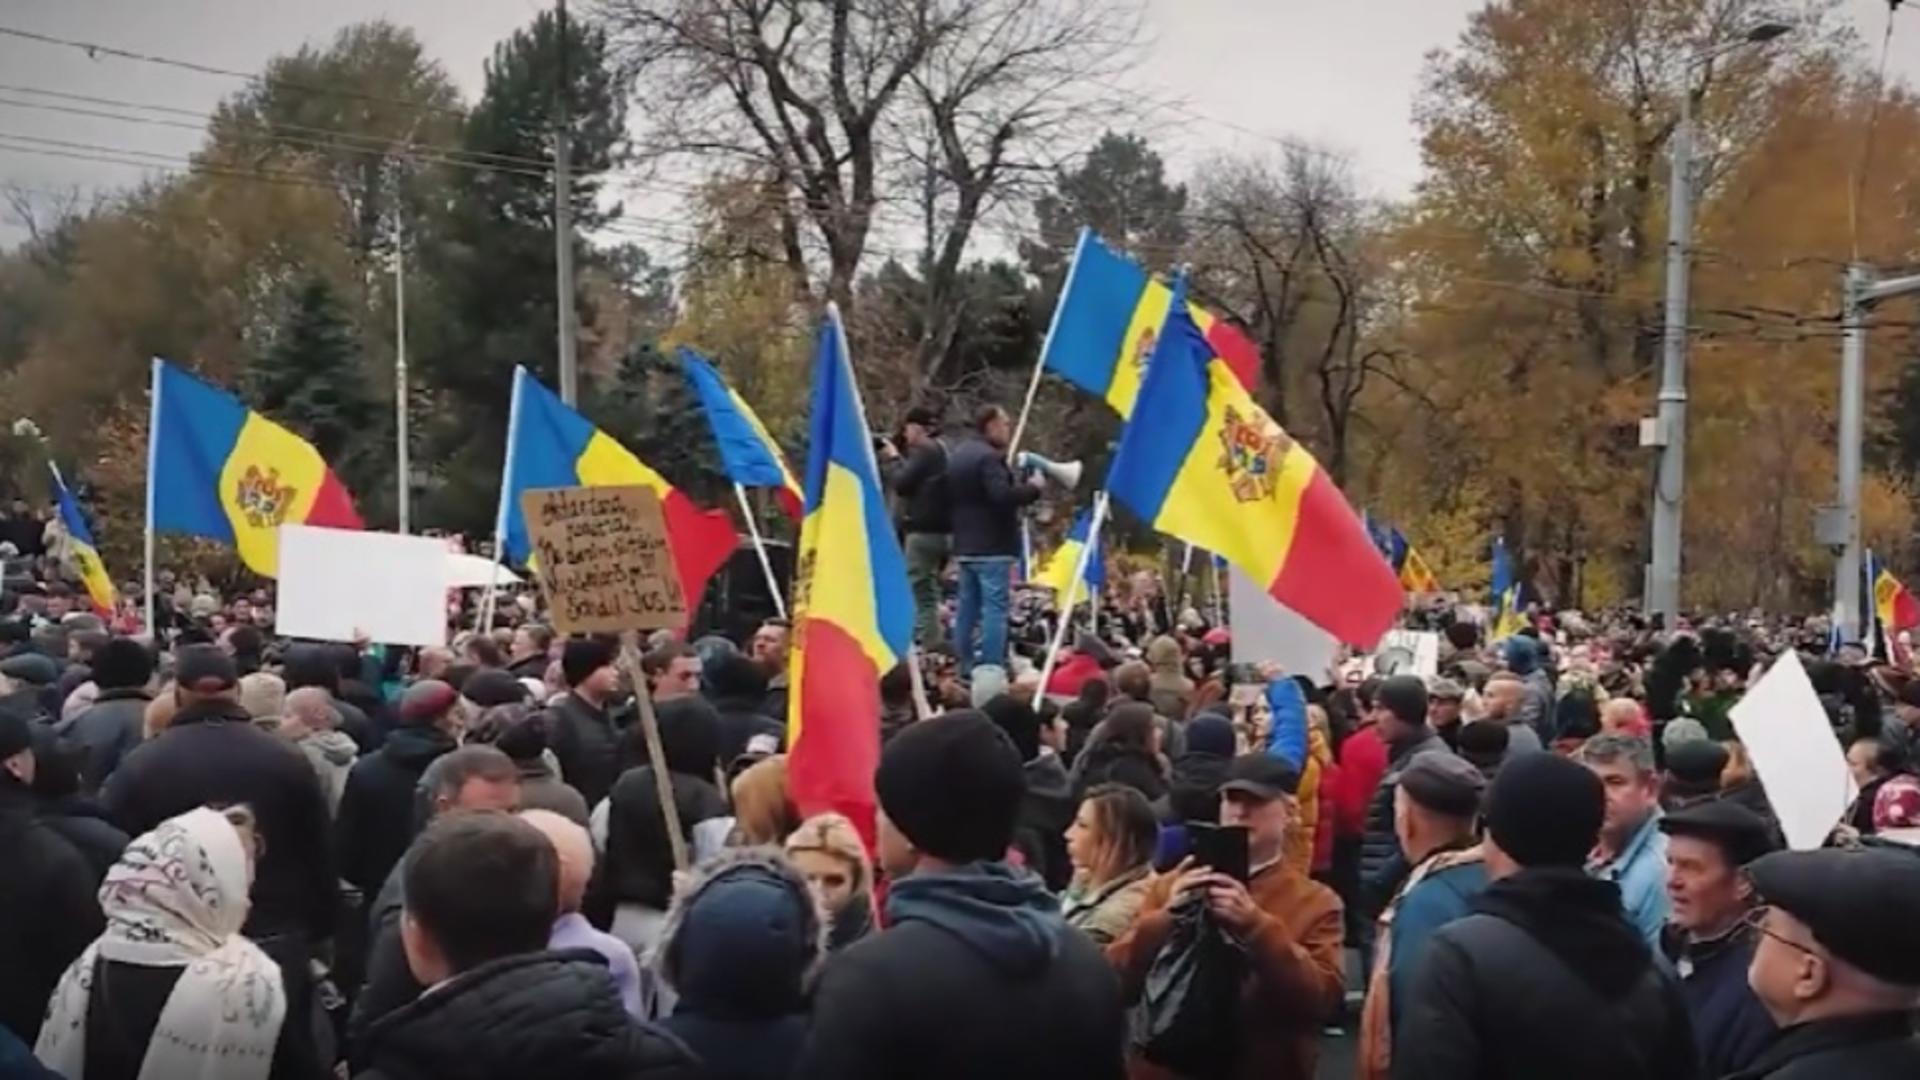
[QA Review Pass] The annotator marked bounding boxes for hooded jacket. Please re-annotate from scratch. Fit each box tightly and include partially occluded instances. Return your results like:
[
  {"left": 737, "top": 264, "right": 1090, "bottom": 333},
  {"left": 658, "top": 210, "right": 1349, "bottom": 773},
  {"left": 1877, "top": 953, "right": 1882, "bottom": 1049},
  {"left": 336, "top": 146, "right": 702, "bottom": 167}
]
[
  {"left": 1392, "top": 867, "right": 1697, "bottom": 1080},
  {"left": 656, "top": 849, "right": 823, "bottom": 1080},
  {"left": 1359, "top": 728, "right": 1451, "bottom": 912},
  {"left": 55, "top": 687, "right": 151, "bottom": 792},
  {"left": 795, "top": 862, "right": 1125, "bottom": 1080},
  {"left": 336, "top": 724, "right": 455, "bottom": 893},
  {"left": 293, "top": 728, "right": 357, "bottom": 817},
  {"left": 354, "top": 950, "right": 702, "bottom": 1080}
]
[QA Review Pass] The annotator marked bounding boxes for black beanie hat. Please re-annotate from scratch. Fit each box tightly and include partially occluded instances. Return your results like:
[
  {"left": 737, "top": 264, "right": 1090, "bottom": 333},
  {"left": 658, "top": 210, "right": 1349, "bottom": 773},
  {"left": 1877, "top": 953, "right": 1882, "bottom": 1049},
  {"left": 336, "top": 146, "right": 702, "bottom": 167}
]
[
  {"left": 1485, "top": 751, "right": 1604, "bottom": 868},
  {"left": 562, "top": 638, "right": 615, "bottom": 689},
  {"left": 93, "top": 638, "right": 155, "bottom": 691},
  {"left": 1376, "top": 675, "right": 1429, "bottom": 727},
  {"left": 875, "top": 710, "right": 1024, "bottom": 863}
]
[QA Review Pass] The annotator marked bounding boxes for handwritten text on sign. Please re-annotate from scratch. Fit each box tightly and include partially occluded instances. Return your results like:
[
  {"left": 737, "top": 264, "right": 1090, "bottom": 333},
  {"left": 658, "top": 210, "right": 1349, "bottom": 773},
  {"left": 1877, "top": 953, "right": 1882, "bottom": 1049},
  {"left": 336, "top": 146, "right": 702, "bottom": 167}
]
[{"left": 521, "top": 485, "right": 687, "bottom": 633}]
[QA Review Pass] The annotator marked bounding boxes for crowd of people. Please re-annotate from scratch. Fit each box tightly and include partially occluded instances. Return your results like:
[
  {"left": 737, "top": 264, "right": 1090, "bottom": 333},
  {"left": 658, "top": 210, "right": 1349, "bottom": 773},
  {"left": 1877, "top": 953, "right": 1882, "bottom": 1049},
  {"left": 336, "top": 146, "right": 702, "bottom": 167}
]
[{"left": 1, "top": 403, "right": 1919, "bottom": 1079}]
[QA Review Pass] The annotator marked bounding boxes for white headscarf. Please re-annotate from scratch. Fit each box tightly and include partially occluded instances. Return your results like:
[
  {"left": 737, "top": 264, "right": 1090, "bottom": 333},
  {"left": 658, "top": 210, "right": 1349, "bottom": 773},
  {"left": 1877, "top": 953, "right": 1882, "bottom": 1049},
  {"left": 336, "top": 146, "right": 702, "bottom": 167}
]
[{"left": 36, "top": 806, "right": 286, "bottom": 1080}]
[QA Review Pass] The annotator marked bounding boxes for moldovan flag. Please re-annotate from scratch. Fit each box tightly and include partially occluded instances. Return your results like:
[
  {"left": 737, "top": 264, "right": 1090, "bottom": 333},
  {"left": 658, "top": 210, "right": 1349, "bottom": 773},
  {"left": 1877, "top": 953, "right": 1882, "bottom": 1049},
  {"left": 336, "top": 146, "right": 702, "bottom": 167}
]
[
  {"left": 1875, "top": 562, "right": 1920, "bottom": 635},
  {"left": 497, "top": 367, "right": 736, "bottom": 617},
  {"left": 1041, "top": 228, "right": 1261, "bottom": 418},
  {"left": 49, "top": 464, "right": 115, "bottom": 615},
  {"left": 679, "top": 348, "right": 804, "bottom": 521},
  {"left": 1032, "top": 507, "right": 1107, "bottom": 598},
  {"left": 148, "top": 358, "right": 363, "bottom": 576},
  {"left": 787, "top": 305, "right": 913, "bottom": 843},
  {"left": 1104, "top": 278, "right": 1400, "bottom": 648}
]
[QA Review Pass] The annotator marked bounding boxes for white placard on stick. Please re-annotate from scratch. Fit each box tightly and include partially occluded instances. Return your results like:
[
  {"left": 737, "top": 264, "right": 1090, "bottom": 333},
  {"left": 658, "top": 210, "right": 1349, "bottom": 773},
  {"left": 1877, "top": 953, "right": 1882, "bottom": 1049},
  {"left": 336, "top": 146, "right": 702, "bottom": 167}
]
[
  {"left": 276, "top": 525, "right": 450, "bottom": 647},
  {"left": 1229, "top": 567, "right": 1340, "bottom": 685},
  {"left": 1730, "top": 649, "right": 1857, "bottom": 851}
]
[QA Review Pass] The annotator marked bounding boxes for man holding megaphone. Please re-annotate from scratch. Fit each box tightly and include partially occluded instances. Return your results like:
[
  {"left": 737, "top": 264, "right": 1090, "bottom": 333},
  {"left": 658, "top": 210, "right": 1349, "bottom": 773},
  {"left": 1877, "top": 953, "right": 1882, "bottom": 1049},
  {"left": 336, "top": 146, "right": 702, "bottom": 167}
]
[{"left": 945, "top": 405, "right": 1045, "bottom": 677}]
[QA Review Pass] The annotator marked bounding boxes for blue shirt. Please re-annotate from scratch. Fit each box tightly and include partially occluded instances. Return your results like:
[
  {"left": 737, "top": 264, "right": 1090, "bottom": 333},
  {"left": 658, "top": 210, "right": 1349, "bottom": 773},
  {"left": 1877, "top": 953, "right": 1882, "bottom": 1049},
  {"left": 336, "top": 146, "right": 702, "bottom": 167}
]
[{"left": 1589, "top": 811, "right": 1669, "bottom": 952}]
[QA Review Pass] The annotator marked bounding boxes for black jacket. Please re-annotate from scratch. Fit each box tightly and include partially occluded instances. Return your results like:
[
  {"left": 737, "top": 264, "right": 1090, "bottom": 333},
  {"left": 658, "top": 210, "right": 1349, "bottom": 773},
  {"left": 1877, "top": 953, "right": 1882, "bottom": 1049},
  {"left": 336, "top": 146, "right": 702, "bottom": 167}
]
[
  {"left": 794, "top": 865, "right": 1124, "bottom": 1080},
  {"left": 603, "top": 767, "right": 729, "bottom": 910},
  {"left": 36, "top": 794, "right": 128, "bottom": 884},
  {"left": 1725, "top": 1011, "right": 1920, "bottom": 1079},
  {"left": 1074, "top": 742, "right": 1168, "bottom": 804},
  {"left": 1392, "top": 867, "right": 1697, "bottom": 1080},
  {"left": 1661, "top": 923, "right": 1778, "bottom": 1077},
  {"left": 354, "top": 950, "right": 703, "bottom": 1080},
  {"left": 548, "top": 693, "right": 623, "bottom": 810},
  {"left": 80, "top": 956, "right": 310, "bottom": 1080},
  {"left": 890, "top": 439, "right": 951, "bottom": 534},
  {"left": 707, "top": 692, "right": 784, "bottom": 766},
  {"left": 0, "top": 781, "right": 101, "bottom": 1045},
  {"left": 1360, "top": 728, "right": 1450, "bottom": 913},
  {"left": 336, "top": 725, "right": 455, "bottom": 893},
  {"left": 944, "top": 434, "right": 1038, "bottom": 558},
  {"left": 56, "top": 687, "right": 151, "bottom": 792},
  {"left": 100, "top": 698, "right": 335, "bottom": 940}
]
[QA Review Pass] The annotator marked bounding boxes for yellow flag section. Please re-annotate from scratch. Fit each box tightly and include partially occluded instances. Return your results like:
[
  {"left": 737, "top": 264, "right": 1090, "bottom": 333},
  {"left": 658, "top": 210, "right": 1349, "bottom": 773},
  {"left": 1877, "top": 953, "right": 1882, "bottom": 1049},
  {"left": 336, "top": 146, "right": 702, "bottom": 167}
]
[{"left": 787, "top": 306, "right": 913, "bottom": 846}]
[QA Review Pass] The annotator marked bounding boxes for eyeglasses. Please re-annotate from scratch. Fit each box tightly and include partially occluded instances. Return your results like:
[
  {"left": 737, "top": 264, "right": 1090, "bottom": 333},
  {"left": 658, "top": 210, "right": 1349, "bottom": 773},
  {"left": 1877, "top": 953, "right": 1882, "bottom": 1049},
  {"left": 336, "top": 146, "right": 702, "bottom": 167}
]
[{"left": 1742, "top": 905, "right": 1819, "bottom": 958}]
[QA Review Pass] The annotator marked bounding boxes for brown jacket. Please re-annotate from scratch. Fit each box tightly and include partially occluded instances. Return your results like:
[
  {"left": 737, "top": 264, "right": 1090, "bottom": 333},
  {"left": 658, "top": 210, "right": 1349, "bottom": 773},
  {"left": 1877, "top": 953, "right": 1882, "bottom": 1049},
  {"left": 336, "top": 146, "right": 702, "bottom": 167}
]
[{"left": 1107, "top": 860, "right": 1345, "bottom": 1080}]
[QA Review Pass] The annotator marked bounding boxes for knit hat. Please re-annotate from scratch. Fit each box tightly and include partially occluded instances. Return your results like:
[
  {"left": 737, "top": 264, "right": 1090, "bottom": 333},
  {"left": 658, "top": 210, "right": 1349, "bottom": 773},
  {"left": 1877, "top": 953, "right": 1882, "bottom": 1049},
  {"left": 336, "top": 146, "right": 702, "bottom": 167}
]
[
  {"left": 1399, "top": 750, "right": 1485, "bottom": 818},
  {"left": 1662, "top": 717, "right": 1710, "bottom": 752},
  {"left": 874, "top": 710, "right": 1024, "bottom": 863},
  {"left": 981, "top": 694, "right": 1040, "bottom": 762},
  {"left": 92, "top": 637, "right": 154, "bottom": 691},
  {"left": 1185, "top": 714, "right": 1237, "bottom": 758},
  {"left": 1376, "top": 674, "right": 1429, "bottom": 727},
  {"left": 401, "top": 679, "right": 460, "bottom": 724},
  {"left": 1485, "top": 751, "right": 1604, "bottom": 867},
  {"left": 1456, "top": 721, "right": 1509, "bottom": 776},
  {"left": 0, "top": 652, "right": 57, "bottom": 687},
  {"left": 561, "top": 638, "right": 615, "bottom": 689},
  {"left": 461, "top": 668, "right": 530, "bottom": 708},
  {"left": 1503, "top": 635, "right": 1540, "bottom": 675}
]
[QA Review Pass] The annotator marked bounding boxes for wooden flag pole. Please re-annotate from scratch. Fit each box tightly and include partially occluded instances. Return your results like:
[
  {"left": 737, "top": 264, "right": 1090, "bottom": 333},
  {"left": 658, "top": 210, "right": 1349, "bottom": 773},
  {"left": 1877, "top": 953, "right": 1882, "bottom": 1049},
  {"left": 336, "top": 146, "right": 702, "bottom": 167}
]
[{"left": 619, "top": 635, "right": 688, "bottom": 871}]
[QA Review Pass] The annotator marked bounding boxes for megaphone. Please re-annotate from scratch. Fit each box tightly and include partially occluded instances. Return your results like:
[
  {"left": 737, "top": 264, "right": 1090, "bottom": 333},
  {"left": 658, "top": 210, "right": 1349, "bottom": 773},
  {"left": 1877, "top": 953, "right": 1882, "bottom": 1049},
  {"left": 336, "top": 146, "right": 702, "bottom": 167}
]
[{"left": 1018, "top": 452, "right": 1083, "bottom": 491}]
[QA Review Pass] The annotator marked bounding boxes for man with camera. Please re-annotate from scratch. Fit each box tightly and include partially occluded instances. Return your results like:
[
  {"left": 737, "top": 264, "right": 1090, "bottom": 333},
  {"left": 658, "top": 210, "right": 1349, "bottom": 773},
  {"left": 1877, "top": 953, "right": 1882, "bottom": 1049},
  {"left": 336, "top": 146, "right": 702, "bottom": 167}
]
[{"left": 880, "top": 405, "right": 953, "bottom": 648}]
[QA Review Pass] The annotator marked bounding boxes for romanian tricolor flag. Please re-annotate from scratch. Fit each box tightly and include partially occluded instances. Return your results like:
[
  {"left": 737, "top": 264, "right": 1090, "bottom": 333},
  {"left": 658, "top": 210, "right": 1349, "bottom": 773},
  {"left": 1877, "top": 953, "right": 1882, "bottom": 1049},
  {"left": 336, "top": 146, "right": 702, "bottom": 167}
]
[
  {"left": 1032, "top": 507, "right": 1106, "bottom": 598},
  {"left": 1105, "top": 278, "right": 1400, "bottom": 648},
  {"left": 787, "top": 306, "right": 913, "bottom": 843},
  {"left": 148, "top": 358, "right": 363, "bottom": 576},
  {"left": 498, "top": 367, "right": 737, "bottom": 617},
  {"left": 1041, "top": 229, "right": 1260, "bottom": 418},
  {"left": 49, "top": 464, "right": 115, "bottom": 615},
  {"left": 1873, "top": 557, "right": 1920, "bottom": 635},
  {"left": 679, "top": 348, "right": 804, "bottom": 521}
]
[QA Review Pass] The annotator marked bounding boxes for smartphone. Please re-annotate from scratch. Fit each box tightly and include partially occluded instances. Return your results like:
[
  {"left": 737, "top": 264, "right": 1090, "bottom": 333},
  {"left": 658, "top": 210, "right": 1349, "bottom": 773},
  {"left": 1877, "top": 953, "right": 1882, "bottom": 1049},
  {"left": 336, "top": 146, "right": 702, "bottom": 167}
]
[{"left": 1187, "top": 822, "right": 1250, "bottom": 883}]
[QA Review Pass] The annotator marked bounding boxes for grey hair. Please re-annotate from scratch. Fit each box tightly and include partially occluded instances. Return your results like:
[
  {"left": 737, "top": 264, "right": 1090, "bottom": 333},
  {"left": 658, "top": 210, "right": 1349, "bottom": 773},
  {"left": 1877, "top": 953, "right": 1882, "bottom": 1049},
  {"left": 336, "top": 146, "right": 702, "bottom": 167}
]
[{"left": 1579, "top": 732, "right": 1656, "bottom": 776}]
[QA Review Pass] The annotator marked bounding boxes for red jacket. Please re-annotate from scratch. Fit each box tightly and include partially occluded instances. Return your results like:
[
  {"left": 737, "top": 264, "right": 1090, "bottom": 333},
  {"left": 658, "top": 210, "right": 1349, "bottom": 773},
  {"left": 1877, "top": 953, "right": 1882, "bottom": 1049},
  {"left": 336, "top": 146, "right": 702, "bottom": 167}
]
[
  {"left": 1332, "top": 723, "right": 1387, "bottom": 839},
  {"left": 1045, "top": 652, "right": 1105, "bottom": 699}
]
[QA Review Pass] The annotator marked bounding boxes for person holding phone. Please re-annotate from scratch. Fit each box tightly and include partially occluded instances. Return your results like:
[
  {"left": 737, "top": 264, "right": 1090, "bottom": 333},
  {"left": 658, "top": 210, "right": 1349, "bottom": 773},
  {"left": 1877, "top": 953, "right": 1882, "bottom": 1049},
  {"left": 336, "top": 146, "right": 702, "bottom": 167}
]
[{"left": 1108, "top": 753, "right": 1346, "bottom": 1080}]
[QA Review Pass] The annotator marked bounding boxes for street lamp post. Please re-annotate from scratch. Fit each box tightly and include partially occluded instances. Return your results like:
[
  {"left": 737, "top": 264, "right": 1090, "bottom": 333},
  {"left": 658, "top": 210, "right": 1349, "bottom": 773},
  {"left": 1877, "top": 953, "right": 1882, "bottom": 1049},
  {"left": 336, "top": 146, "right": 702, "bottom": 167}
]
[{"left": 1645, "top": 21, "right": 1793, "bottom": 622}]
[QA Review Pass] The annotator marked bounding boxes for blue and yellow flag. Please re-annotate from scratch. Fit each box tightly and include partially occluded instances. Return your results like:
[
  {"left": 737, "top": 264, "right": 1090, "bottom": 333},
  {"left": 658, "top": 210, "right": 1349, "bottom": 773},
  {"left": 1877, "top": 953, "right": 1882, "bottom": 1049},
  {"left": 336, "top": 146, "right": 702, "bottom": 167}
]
[
  {"left": 1041, "top": 229, "right": 1261, "bottom": 419},
  {"left": 1032, "top": 507, "right": 1106, "bottom": 598},
  {"left": 49, "top": 464, "right": 115, "bottom": 615},
  {"left": 498, "top": 367, "right": 738, "bottom": 616},
  {"left": 1491, "top": 537, "right": 1526, "bottom": 639},
  {"left": 679, "top": 348, "right": 803, "bottom": 521},
  {"left": 1104, "top": 276, "right": 1401, "bottom": 648},
  {"left": 1364, "top": 515, "right": 1439, "bottom": 594},
  {"left": 149, "top": 358, "right": 363, "bottom": 576},
  {"left": 787, "top": 305, "right": 913, "bottom": 844}
]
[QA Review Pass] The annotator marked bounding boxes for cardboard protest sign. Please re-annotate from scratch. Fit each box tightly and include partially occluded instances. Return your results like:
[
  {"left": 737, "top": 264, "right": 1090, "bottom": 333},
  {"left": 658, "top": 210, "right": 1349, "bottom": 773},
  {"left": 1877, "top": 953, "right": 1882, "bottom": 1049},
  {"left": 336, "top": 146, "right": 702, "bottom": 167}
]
[
  {"left": 520, "top": 485, "right": 686, "bottom": 634},
  {"left": 1730, "top": 649, "right": 1857, "bottom": 851},
  {"left": 277, "top": 525, "right": 449, "bottom": 647}
]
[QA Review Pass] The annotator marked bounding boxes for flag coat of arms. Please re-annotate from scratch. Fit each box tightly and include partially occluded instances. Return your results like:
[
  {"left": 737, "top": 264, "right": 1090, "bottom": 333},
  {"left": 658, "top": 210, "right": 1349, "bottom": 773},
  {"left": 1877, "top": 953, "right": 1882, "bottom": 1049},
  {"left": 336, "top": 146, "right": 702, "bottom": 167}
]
[{"left": 148, "top": 358, "right": 363, "bottom": 576}]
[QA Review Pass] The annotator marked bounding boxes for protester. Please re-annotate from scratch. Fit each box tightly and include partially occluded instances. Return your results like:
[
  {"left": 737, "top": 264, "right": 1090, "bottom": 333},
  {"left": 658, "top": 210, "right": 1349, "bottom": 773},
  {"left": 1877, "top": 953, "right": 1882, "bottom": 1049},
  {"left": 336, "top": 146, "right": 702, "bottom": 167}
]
[
  {"left": 0, "top": 711, "right": 102, "bottom": 1045},
  {"left": 282, "top": 643, "right": 378, "bottom": 753},
  {"left": 748, "top": 621, "right": 790, "bottom": 720},
  {"left": 518, "top": 809, "right": 644, "bottom": 1018},
  {"left": 506, "top": 623, "right": 553, "bottom": 681},
  {"left": 0, "top": 652, "right": 58, "bottom": 721},
  {"left": 704, "top": 652, "right": 784, "bottom": 764},
  {"left": 276, "top": 685, "right": 356, "bottom": 816},
  {"left": 1427, "top": 677, "right": 1465, "bottom": 749},
  {"left": 55, "top": 637, "right": 152, "bottom": 793},
  {"left": 1060, "top": 783, "right": 1157, "bottom": 945},
  {"left": 1657, "top": 799, "right": 1780, "bottom": 1076},
  {"left": 796, "top": 711, "right": 1124, "bottom": 1078},
  {"left": 1358, "top": 751, "right": 1487, "bottom": 1079},
  {"left": 655, "top": 848, "right": 822, "bottom": 1080},
  {"left": 1501, "top": 635, "right": 1556, "bottom": 744},
  {"left": 1075, "top": 701, "right": 1167, "bottom": 802},
  {"left": 1454, "top": 720, "right": 1509, "bottom": 781},
  {"left": 1580, "top": 734, "right": 1671, "bottom": 950},
  {"left": 1143, "top": 635, "right": 1194, "bottom": 721},
  {"left": 352, "top": 812, "right": 701, "bottom": 1080},
  {"left": 1663, "top": 736, "right": 1730, "bottom": 808},
  {"left": 1359, "top": 675, "right": 1450, "bottom": 914},
  {"left": 548, "top": 637, "right": 624, "bottom": 809},
  {"left": 468, "top": 703, "right": 588, "bottom": 826},
  {"left": 1845, "top": 735, "right": 1902, "bottom": 833},
  {"left": 36, "top": 807, "right": 299, "bottom": 1080},
  {"left": 1162, "top": 711, "right": 1236, "bottom": 827},
  {"left": 1738, "top": 847, "right": 1920, "bottom": 1077},
  {"left": 985, "top": 692, "right": 1073, "bottom": 888},
  {"left": 26, "top": 728, "right": 128, "bottom": 883},
  {"left": 945, "top": 405, "right": 1044, "bottom": 676},
  {"left": 783, "top": 812, "right": 875, "bottom": 952},
  {"left": 878, "top": 662, "right": 917, "bottom": 745},
  {"left": 728, "top": 754, "right": 799, "bottom": 846},
  {"left": 1477, "top": 673, "right": 1546, "bottom": 756},
  {"left": 887, "top": 404, "right": 952, "bottom": 648},
  {"left": 337, "top": 679, "right": 461, "bottom": 897},
  {"left": 237, "top": 669, "right": 288, "bottom": 723},
  {"left": 1110, "top": 752, "right": 1345, "bottom": 1080},
  {"left": 1392, "top": 751, "right": 1697, "bottom": 1079},
  {"left": 643, "top": 642, "right": 703, "bottom": 703}
]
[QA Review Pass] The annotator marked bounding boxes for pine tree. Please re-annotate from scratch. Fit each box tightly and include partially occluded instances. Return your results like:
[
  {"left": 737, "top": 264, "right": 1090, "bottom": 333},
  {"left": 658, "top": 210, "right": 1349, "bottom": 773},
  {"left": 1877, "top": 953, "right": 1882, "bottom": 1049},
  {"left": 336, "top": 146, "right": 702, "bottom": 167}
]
[{"left": 250, "top": 276, "right": 375, "bottom": 469}]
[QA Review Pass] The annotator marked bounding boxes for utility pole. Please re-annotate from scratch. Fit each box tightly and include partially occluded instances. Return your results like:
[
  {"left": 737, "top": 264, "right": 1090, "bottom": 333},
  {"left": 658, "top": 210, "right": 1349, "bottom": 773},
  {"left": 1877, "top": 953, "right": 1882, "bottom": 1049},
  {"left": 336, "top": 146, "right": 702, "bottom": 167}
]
[
  {"left": 554, "top": 0, "right": 578, "bottom": 406},
  {"left": 1829, "top": 264, "right": 1920, "bottom": 637},
  {"left": 1642, "top": 21, "right": 1793, "bottom": 621},
  {"left": 394, "top": 205, "right": 411, "bottom": 533}
]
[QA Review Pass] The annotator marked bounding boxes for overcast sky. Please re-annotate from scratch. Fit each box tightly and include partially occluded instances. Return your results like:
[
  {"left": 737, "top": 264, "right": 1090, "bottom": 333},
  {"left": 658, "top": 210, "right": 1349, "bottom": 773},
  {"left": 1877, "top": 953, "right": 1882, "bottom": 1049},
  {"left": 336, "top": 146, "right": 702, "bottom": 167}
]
[{"left": 1, "top": 0, "right": 1916, "bottom": 249}]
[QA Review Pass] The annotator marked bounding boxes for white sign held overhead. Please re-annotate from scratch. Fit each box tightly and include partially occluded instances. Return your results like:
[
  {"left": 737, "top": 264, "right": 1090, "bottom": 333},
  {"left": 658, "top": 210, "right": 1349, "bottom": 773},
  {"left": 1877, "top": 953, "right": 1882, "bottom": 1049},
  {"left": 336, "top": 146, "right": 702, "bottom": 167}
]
[
  {"left": 276, "top": 525, "right": 450, "bottom": 648},
  {"left": 1229, "top": 567, "right": 1340, "bottom": 684},
  {"left": 1729, "top": 649, "right": 1857, "bottom": 851}
]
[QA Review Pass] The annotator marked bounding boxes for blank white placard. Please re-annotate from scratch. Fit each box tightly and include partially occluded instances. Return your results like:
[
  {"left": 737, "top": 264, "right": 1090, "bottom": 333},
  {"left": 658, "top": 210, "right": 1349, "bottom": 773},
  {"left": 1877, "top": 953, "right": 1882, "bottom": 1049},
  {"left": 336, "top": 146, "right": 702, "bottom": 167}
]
[
  {"left": 1229, "top": 567, "right": 1341, "bottom": 684},
  {"left": 1730, "top": 649, "right": 1857, "bottom": 851},
  {"left": 276, "top": 525, "right": 450, "bottom": 648}
]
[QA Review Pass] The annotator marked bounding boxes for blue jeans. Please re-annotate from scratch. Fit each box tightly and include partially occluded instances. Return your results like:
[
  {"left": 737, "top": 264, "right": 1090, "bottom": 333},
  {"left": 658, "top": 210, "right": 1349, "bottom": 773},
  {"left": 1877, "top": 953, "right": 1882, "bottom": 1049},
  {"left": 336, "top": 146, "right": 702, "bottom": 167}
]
[{"left": 953, "top": 556, "right": 1014, "bottom": 675}]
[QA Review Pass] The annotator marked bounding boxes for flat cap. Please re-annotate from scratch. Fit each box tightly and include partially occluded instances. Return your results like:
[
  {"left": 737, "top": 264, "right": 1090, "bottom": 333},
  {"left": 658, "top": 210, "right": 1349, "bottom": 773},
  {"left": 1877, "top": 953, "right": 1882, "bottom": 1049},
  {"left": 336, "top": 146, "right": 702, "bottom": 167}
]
[
  {"left": 1219, "top": 753, "right": 1301, "bottom": 801},
  {"left": 0, "top": 652, "right": 58, "bottom": 686},
  {"left": 1748, "top": 846, "right": 1920, "bottom": 986},
  {"left": 1399, "top": 750, "right": 1485, "bottom": 817},
  {"left": 1426, "top": 677, "right": 1466, "bottom": 701},
  {"left": 1658, "top": 798, "right": 1775, "bottom": 867}
]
